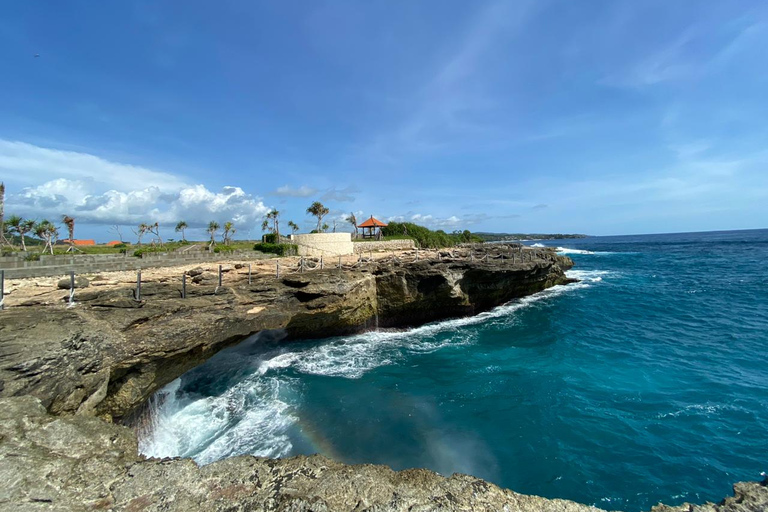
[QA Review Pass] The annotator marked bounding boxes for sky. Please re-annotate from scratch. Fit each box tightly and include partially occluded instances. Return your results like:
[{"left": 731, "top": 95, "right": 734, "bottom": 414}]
[{"left": 1, "top": 0, "right": 767, "bottom": 241}]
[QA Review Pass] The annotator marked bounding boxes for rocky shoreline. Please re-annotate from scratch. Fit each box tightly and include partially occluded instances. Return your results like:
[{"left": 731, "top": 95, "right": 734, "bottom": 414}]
[{"left": 1, "top": 250, "right": 766, "bottom": 511}]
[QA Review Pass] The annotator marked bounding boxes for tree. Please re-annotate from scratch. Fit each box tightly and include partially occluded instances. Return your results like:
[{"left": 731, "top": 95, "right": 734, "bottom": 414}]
[
  {"left": 207, "top": 221, "right": 220, "bottom": 249},
  {"left": 133, "top": 223, "right": 150, "bottom": 245},
  {"left": 287, "top": 220, "right": 299, "bottom": 235},
  {"left": 61, "top": 215, "right": 76, "bottom": 252},
  {"left": 147, "top": 222, "right": 163, "bottom": 246},
  {"left": 109, "top": 225, "right": 125, "bottom": 243},
  {"left": 222, "top": 221, "right": 235, "bottom": 245},
  {"left": 265, "top": 209, "right": 280, "bottom": 239},
  {"left": 345, "top": 212, "right": 358, "bottom": 239},
  {"left": 174, "top": 221, "right": 188, "bottom": 242},
  {"left": 6, "top": 215, "right": 35, "bottom": 251},
  {"left": 34, "top": 219, "right": 58, "bottom": 255},
  {"left": 306, "top": 201, "right": 329, "bottom": 233}
]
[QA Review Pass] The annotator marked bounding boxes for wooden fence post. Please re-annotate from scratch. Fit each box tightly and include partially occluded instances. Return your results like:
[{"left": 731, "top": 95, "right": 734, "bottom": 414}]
[
  {"left": 135, "top": 270, "right": 142, "bottom": 301},
  {"left": 0, "top": 270, "right": 5, "bottom": 310},
  {"left": 248, "top": 264, "right": 252, "bottom": 285},
  {"left": 182, "top": 273, "right": 186, "bottom": 299},
  {"left": 68, "top": 271, "right": 75, "bottom": 306}
]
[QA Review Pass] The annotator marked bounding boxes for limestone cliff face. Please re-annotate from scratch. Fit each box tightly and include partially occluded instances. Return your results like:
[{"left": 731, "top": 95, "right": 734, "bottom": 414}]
[
  {"left": 2, "top": 254, "right": 766, "bottom": 512},
  {"left": 0, "top": 257, "right": 573, "bottom": 423},
  {"left": 2, "top": 396, "right": 766, "bottom": 512}
]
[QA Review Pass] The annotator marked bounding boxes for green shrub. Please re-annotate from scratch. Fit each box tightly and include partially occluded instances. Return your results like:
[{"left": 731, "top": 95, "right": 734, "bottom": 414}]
[
  {"left": 262, "top": 233, "right": 278, "bottom": 244},
  {"left": 380, "top": 222, "right": 481, "bottom": 248},
  {"left": 1, "top": 247, "right": 14, "bottom": 257},
  {"left": 253, "top": 243, "right": 297, "bottom": 256},
  {"left": 213, "top": 245, "right": 236, "bottom": 253},
  {"left": 24, "top": 252, "right": 41, "bottom": 261},
  {"left": 132, "top": 246, "right": 166, "bottom": 258},
  {"left": 113, "top": 243, "right": 127, "bottom": 249}
]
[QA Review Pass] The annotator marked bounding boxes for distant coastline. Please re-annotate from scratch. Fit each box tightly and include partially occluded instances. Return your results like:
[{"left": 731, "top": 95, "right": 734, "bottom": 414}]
[{"left": 475, "top": 232, "right": 588, "bottom": 242}]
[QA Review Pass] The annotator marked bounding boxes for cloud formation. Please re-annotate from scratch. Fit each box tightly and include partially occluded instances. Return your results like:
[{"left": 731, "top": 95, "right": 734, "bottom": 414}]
[
  {"left": 271, "top": 184, "right": 318, "bottom": 197},
  {"left": 2, "top": 140, "right": 270, "bottom": 229}
]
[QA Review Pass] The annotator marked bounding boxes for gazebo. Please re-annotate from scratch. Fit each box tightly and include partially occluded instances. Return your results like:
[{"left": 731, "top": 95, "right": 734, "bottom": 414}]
[{"left": 357, "top": 215, "right": 388, "bottom": 240}]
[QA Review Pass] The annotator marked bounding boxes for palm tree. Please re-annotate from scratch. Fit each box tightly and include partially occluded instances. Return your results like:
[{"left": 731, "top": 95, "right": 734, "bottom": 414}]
[
  {"left": 147, "top": 222, "right": 163, "bottom": 246},
  {"left": 345, "top": 212, "right": 358, "bottom": 239},
  {"left": 222, "top": 221, "right": 235, "bottom": 245},
  {"left": 34, "top": 219, "right": 58, "bottom": 255},
  {"left": 174, "top": 221, "right": 188, "bottom": 242},
  {"left": 287, "top": 220, "right": 299, "bottom": 235},
  {"left": 6, "top": 215, "right": 35, "bottom": 251},
  {"left": 61, "top": 215, "right": 75, "bottom": 251},
  {"left": 306, "top": 201, "right": 329, "bottom": 233},
  {"left": 266, "top": 209, "right": 280, "bottom": 239},
  {"left": 207, "top": 221, "right": 220, "bottom": 250},
  {"left": 134, "top": 223, "right": 150, "bottom": 245}
]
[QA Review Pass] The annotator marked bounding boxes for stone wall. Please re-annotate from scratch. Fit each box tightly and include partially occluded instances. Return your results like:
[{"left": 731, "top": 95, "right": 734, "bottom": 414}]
[
  {"left": 353, "top": 239, "right": 416, "bottom": 253},
  {"left": 291, "top": 233, "right": 354, "bottom": 256},
  {"left": 0, "top": 250, "right": 270, "bottom": 279}
]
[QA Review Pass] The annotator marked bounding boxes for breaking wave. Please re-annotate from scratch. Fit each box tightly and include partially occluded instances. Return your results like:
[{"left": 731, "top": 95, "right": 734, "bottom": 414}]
[{"left": 138, "top": 274, "right": 603, "bottom": 465}]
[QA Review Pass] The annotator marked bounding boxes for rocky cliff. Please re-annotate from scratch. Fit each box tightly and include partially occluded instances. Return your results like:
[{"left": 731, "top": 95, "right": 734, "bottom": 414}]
[
  {"left": 0, "top": 254, "right": 573, "bottom": 423},
  {"left": 2, "top": 396, "right": 766, "bottom": 512},
  {"left": 1, "top": 253, "right": 767, "bottom": 512}
]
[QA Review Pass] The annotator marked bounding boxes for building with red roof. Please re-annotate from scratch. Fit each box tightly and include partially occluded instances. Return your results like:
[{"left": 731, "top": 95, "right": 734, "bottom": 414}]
[{"left": 357, "top": 216, "right": 388, "bottom": 239}]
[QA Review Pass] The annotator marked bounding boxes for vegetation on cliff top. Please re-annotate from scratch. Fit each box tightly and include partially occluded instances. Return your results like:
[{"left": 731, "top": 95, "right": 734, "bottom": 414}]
[{"left": 381, "top": 222, "right": 483, "bottom": 249}]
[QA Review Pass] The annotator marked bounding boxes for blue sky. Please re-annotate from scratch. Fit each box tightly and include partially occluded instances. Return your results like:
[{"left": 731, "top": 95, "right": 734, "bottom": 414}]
[{"left": 1, "top": 1, "right": 767, "bottom": 240}]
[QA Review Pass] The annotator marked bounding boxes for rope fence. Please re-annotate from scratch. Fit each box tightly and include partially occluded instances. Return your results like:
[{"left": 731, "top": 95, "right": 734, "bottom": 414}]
[{"left": 0, "top": 244, "right": 562, "bottom": 309}]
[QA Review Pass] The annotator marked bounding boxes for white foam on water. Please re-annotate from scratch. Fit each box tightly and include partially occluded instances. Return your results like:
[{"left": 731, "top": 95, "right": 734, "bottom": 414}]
[
  {"left": 139, "top": 375, "right": 299, "bottom": 464},
  {"left": 556, "top": 247, "right": 595, "bottom": 255},
  {"left": 139, "top": 272, "right": 608, "bottom": 464},
  {"left": 530, "top": 243, "right": 547, "bottom": 247},
  {"left": 566, "top": 269, "right": 615, "bottom": 283}
]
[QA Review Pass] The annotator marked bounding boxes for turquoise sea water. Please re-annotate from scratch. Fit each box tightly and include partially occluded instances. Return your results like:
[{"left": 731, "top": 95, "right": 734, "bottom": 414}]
[{"left": 140, "top": 229, "right": 768, "bottom": 511}]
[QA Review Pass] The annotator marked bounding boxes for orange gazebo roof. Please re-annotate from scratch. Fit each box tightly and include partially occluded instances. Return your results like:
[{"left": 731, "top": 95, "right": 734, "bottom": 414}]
[{"left": 357, "top": 216, "right": 388, "bottom": 228}]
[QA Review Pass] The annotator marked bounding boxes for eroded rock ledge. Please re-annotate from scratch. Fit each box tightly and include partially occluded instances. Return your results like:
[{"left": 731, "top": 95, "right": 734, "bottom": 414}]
[
  {"left": 3, "top": 254, "right": 765, "bottom": 512},
  {"left": 2, "top": 396, "right": 766, "bottom": 512},
  {"left": 0, "top": 255, "right": 573, "bottom": 422}
]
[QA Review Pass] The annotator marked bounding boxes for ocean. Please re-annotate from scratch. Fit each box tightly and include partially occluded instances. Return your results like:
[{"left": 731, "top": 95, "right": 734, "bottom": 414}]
[{"left": 139, "top": 229, "right": 768, "bottom": 511}]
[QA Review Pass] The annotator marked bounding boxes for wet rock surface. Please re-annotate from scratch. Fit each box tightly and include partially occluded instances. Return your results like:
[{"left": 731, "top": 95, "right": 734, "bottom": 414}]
[
  {"left": 4, "top": 252, "right": 765, "bottom": 511},
  {"left": 0, "top": 256, "right": 574, "bottom": 422},
  {"left": 2, "top": 396, "right": 766, "bottom": 512}
]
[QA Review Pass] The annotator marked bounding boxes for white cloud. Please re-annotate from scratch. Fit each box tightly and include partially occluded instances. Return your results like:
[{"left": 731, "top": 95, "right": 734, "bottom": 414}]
[
  {"left": 0, "top": 139, "right": 187, "bottom": 192},
  {"left": 272, "top": 184, "right": 318, "bottom": 197},
  {"left": 10, "top": 179, "right": 270, "bottom": 228},
  {"left": 1, "top": 140, "right": 271, "bottom": 229},
  {"left": 321, "top": 185, "right": 358, "bottom": 203}
]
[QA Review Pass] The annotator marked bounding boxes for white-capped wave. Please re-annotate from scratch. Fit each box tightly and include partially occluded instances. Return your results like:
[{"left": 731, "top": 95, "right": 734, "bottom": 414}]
[
  {"left": 138, "top": 375, "right": 299, "bottom": 464},
  {"left": 556, "top": 247, "right": 595, "bottom": 255},
  {"left": 530, "top": 243, "right": 547, "bottom": 248},
  {"left": 138, "top": 272, "right": 604, "bottom": 465},
  {"left": 566, "top": 269, "right": 615, "bottom": 283}
]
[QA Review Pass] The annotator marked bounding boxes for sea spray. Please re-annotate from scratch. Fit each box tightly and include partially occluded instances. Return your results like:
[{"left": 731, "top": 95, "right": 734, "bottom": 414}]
[{"left": 138, "top": 230, "right": 768, "bottom": 511}]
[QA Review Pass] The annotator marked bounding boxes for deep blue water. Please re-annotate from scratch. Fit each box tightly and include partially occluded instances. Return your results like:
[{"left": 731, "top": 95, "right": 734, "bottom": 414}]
[{"left": 140, "top": 229, "right": 768, "bottom": 511}]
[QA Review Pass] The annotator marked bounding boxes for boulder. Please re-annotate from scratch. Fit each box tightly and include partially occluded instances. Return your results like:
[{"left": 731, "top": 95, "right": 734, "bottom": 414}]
[{"left": 57, "top": 276, "right": 90, "bottom": 289}]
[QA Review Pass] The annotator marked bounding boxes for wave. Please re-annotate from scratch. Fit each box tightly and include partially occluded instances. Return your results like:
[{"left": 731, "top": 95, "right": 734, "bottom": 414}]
[
  {"left": 138, "top": 272, "right": 608, "bottom": 464},
  {"left": 556, "top": 247, "right": 595, "bottom": 255}
]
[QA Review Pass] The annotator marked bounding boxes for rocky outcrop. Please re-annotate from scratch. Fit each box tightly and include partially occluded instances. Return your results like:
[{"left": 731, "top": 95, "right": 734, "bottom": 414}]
[
  {"left": 2, "top": 396, "right": 766, "bottom": 512},
  {"left": 0, "top": 255, "right": 573, "bottom": 423}
]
